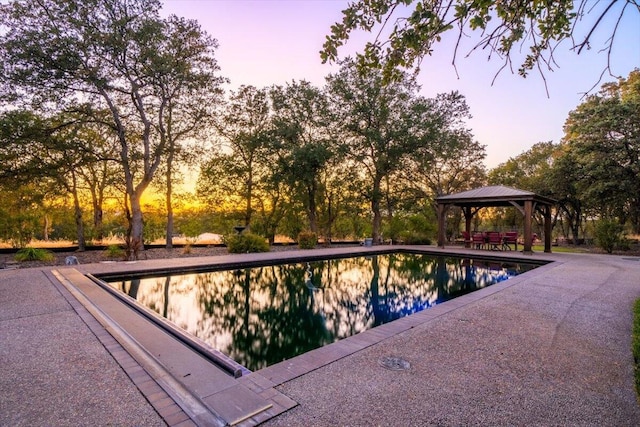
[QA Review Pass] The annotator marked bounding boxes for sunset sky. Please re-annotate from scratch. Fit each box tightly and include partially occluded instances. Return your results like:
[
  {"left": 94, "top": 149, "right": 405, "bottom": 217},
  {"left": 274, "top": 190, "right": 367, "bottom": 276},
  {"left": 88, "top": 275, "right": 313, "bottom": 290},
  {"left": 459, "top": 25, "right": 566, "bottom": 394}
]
[{"left": 162, "top": 0, "right": 640, "bottom": 168}]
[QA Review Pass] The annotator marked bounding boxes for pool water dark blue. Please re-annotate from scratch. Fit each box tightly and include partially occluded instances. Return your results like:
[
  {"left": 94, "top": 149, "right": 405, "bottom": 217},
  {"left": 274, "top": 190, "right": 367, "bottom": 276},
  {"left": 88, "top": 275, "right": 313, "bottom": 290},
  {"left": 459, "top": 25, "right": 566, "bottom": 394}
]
[{"left": 106, "top": 252, "right": 538, "bottom": 371}]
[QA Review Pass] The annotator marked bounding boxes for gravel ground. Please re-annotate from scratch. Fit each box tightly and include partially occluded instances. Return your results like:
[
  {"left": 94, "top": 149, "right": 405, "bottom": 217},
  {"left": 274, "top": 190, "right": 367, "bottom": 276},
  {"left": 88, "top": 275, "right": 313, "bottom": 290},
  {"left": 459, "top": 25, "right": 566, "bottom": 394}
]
[
  {"left": 3, "top": 244, "right": 638, "bottom": 425},
  {"left": 262, "top": 252, "right": 640, "bottom": 426}
]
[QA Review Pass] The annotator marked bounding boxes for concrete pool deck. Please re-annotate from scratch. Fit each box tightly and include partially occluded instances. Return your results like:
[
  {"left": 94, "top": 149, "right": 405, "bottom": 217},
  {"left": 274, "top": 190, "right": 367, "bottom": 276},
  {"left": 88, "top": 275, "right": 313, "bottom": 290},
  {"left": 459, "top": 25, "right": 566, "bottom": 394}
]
[{"left": 1, "top": 246, "right": 640, "bottom": 426}]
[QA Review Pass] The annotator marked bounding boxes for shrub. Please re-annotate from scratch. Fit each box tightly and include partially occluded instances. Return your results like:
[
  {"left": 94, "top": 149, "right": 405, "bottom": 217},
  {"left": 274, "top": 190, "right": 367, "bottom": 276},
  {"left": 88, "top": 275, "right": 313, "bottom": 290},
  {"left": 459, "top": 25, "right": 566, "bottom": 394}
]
[
  {"left": 226, "top": 232, "right": 270, "bottom": 254},
  {"left": 383, "top": 213, "right": 436, "bottom": 243},
  {"left": 104, "top": 244, "right": 125, "bottom": 259},
  {"left": 383, "top": 216, "right": 407, "bottom": 242},
  {"left": 182, "top": 242, "right": 192, "bottom": 254},
  {"left": 182, "top": 237, "right": 197, "bottom": 255},
  {"left": 617, "top": 237, "right": 631, "bottom": 251},
  {"left": 297, "top": 231, "right": 317, "bottom": 249},
  {"left": 398, "top": 231, "right": 432, "bottom": 245},
  {"left": 14, "top": 247, "right": 55, "bottom": 262},
  {"left": 594, "top": 219, "right": 624, "bottom": 254}
]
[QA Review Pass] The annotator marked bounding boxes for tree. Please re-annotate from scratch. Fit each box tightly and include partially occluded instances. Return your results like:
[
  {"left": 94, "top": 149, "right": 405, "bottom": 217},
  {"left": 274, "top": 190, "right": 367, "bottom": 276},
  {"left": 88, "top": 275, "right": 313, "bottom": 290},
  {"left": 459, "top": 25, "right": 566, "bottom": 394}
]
[
  {"left": 488, "top": 141, "right": 558, "bottom": 195},
  {"left": 71, "top": 119, "right": 121, "bottom": 242},
  {"left": 321, "top": 0, "right": 638, "bottom": 84},
  {"left": 251, "top": 175, "right": 291, "bottom": 244},
  {"left": 404, "top": 91, "right": 486, "bottom": 199},
  {"left": 0, "top": 111, "right": 60, "bottom": 247},
  {"left": 547, "top": 147, "right": 585, "bottom": 243},
  {"left": 150, "top": 16, "right": 225, "bottom": 249},
  {"left": 0, "top": 109, "right": 103, "bottom": 249},
  {"left": 0, "top": 184, "right": 49, "bottom": 248},
  {"left": 0, "top": 110, "right": 59, "bottom": 186},
  {"left": 0, "top": 0, "right": 224, "bottom": 259},
  {"left": 269, "top": 80, "right": 336, "bottom": 236},
  {"left": 316, "top": 157, "right": 359, "bottom": 242},
  {"left": 488, "top": 141, "right": 563, "bottom": 240},
  {"left": 401, "top": 92, "right": 486, "bottom": 240},
  {"left": 198, "top": 85, "right": 272, "bottom": 230},
  {"left": 46, "top": 117, "right": 90, "bottom": 250},
  {"left": 562, "top": 69, "right": 640, "bottom": 233},
  {"left": 326, "top": 58, "right": 456, "bottom": 242}
]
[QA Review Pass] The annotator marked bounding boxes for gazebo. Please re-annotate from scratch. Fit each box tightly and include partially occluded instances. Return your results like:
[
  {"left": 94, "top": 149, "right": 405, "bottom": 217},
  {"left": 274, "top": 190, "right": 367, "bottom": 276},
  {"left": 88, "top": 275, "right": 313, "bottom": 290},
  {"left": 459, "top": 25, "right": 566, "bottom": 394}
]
[{"left": 436, "top": 185, "right": 556, "bottom": 253}]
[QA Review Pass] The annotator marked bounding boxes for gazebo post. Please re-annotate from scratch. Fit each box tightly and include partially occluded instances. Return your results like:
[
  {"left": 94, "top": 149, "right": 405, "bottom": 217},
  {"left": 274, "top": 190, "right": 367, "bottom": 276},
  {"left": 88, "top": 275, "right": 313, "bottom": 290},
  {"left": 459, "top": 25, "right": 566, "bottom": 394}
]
[
  {"left": 437, "top": 203, "right": 448, "bottom": 248},
  {"left": 544, "top": 205, "right": 552, "bottom": 253},
  {"left": 523, "top": 200, "right": 533, "bottom": 253},
  {"left": 463, "top": 207, "right": 473, "bottom": 248}
]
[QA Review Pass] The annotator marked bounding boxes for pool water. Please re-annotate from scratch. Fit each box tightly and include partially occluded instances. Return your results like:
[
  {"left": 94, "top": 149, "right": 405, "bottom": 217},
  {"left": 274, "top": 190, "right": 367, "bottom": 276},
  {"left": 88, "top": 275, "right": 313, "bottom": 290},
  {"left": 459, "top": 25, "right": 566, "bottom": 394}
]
[{"left": 106, "top": 252, "right": 538, "bottom": 371}]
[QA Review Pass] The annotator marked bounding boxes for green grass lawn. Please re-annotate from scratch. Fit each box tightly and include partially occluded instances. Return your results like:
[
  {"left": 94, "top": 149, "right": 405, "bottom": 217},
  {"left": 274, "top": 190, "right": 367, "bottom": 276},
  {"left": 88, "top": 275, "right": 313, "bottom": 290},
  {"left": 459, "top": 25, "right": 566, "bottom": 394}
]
[{"left": 530, "top": 244, "right": 591, "bottom": 253}]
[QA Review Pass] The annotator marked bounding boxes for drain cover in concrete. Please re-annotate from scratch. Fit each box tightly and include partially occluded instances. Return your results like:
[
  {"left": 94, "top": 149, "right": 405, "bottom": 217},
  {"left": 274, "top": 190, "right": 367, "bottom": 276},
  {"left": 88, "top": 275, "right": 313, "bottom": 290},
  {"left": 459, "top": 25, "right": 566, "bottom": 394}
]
[{"left": 378, "top": 356, "right": 410, "bottom": 371}]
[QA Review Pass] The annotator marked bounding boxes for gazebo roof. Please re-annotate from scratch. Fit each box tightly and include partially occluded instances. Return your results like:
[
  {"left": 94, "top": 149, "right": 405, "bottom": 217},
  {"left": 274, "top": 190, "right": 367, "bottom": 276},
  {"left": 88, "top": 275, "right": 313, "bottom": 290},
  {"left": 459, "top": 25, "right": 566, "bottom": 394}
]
[
  {"left": 435, "top": 185, "right": 556, "bottom": 253},
  {"left": 436, "top": 185, "right": 555, "bottom": 207}
]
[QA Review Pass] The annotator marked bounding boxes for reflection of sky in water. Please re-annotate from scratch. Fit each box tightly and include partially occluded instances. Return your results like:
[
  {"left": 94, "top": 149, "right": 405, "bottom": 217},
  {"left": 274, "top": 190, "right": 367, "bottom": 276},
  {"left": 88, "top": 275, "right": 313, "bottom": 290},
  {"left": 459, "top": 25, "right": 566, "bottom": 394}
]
[{"left": 108, "top": 254, "right": 537, "bottom": 371}]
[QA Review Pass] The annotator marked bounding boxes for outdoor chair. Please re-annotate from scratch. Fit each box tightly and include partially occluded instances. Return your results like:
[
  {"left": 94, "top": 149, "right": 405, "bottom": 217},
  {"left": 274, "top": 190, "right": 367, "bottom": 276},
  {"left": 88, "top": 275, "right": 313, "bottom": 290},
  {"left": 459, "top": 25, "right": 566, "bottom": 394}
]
[
  {"left": 472, "top": 233, "right": 485, "bottom": 249},
  {"left": 487, "top": 232, "right": 502, "bottom": 251},
  {"left": 461, "top": 231, "right": 472, "bottom": 247},
  {"left": 502, "top": 232, "right": 518, "bottom": 250}
]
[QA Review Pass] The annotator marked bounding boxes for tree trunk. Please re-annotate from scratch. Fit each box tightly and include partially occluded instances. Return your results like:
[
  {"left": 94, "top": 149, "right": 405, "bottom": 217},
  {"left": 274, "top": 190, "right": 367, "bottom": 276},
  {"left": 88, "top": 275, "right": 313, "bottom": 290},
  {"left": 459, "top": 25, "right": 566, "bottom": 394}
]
[
  {"left": 371, "top": 178, "right": 383, "bottom": 243},
  {"left": 91, "top": 184, "right": 104, "bottom": 241},
  {"left": 43, "top": 215, "right": 50, "bottom": 241},
  {"left": 385, "top": 175, "right": 393, "bottom": 219},
  {"left": 324, "top": 190, "right": 335, "bottom": 243},
  {"left": 571, "top": 209, "right": 582, "bottom": 244},
  {"left": 307, "top": 183, "right": 318, "bottom": 234},
  {"left": 165, "top": 156, "right": 174, "bottom": 249},
  {"left": 127, "top": 192, "right": 145, "bottom": 260},
  {"left": 71, "top": 172, "right": 86, "bottom": 251},
  {"left": 166, "top": 189, "right": 174, "bottom": 249},
  {"left": 74, "top": 199, "right": 86, "bottom": 251},
  {"left": 93, "top": 203, "right": 103, "bottom": 240},
  {"left": 245, "top": 169, "right": 253, "bottom": 227}
]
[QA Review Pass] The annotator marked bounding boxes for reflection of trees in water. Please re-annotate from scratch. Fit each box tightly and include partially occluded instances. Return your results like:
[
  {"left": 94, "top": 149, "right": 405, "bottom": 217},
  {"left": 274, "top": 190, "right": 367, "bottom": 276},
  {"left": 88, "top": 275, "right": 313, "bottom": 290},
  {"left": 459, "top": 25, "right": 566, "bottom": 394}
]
[{"left": 113, "top": 254, "right": 529, "bottom": 371}]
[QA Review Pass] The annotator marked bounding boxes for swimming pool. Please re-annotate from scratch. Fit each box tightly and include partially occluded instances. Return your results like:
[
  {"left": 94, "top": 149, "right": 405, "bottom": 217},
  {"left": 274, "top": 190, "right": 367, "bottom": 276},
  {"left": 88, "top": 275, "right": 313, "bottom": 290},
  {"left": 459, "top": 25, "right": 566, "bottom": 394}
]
[{"left": 105, "top": 252, "right": 539, "bottom": 371}]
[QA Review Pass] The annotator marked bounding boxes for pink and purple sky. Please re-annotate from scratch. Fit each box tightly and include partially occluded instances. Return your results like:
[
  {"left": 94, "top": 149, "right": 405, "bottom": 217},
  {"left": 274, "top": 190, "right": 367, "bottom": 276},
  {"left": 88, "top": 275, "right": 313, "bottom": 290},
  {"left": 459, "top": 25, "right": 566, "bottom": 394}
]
[{"left": 162, "top": 0, "right": 640, "bottom": 169}]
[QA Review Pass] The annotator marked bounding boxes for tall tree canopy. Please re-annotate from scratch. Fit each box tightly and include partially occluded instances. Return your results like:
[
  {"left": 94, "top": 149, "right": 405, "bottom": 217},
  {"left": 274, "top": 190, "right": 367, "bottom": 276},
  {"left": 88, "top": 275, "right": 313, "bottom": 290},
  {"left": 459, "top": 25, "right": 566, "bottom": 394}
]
[
  {"left": 403, "top": 91, "right": 486, "bottom": 199},
  {"left": 321, "top": 0, "right": 638, "bottom": 83},
  {"left": 563, "top": 68, "right": 640, "bottom": 232},
  {"left": 326, "top": 58, "right": 476, "bottom": 242},
  {"left": 488, "top": 70, "right": 640, "bottom": 240},
  {"left": 488, "top": 141, "right": 558, "bottom": 195},
  {"left": 270, "top": 80, "right": 336, "bottom": 235},
  {"left": 198, "top": 85, "right": 273, "bottom": 229},
  {"left": 0, "top": 0, "right": 224, "bottom": 258}
]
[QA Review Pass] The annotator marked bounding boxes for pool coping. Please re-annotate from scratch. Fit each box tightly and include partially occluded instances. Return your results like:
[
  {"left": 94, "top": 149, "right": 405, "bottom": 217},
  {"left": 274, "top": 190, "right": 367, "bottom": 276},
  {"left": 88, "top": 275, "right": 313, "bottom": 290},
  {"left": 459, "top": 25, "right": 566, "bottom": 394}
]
[
  {"left": 253, "top": 256, "right": 559, "bottom": 387},
  {"left": 93, "top": 246, "right": 550, "bottom": 282},
  {"left": 59, "top": 245, "right": 559, "bottom": 426}
]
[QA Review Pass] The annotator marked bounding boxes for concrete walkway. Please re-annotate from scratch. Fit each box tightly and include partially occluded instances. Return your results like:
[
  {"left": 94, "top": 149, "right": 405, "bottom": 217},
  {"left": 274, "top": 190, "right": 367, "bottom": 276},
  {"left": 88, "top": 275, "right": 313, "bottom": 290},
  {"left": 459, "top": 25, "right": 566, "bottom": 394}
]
[
  {"left": 1, "top": 247, "right": 639, "bottom": 426},
  {"left": 0, "top": 266, "right": 165, "bottom": 426}
]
